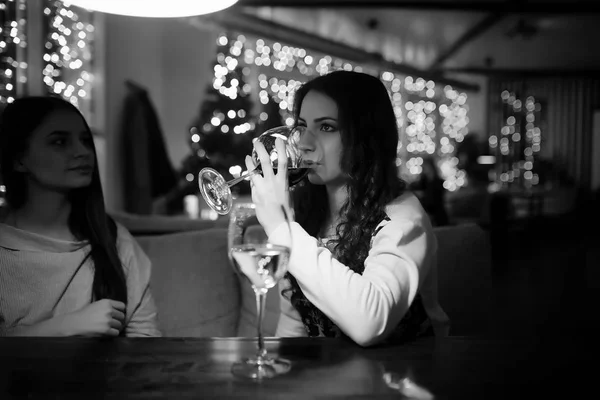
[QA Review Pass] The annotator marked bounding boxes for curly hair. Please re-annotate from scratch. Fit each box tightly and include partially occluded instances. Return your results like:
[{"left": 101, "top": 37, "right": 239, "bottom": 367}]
[{"left": 284, "top": 70, "right": 407, "bottom": 335}]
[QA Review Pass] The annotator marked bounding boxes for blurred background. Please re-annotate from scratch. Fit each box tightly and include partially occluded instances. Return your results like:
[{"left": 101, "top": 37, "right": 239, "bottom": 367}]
[{"left": 1, "top": 0, "right": 598, "bottom": 335}]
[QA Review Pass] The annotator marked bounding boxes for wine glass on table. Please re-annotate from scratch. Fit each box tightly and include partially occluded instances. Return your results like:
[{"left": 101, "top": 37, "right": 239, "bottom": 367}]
[
  {"left": 198, "top": 125, "right": 311, "bottom": 215},
  {"left": 228, "top": 202, "right": 293, "bottom": 379}
]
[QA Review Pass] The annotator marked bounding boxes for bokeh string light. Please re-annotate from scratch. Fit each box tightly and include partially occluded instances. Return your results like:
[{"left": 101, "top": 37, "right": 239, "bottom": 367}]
[
  {"left": 490, "top": 90, "right": 541, "bottom": 189},
  {"left": 207, "top": 32, "right": 471, "bottom": 190},
  {"left": 382, "top": 73, "right": 469, "bottom": 191},
  {"left": 0, "top": 0, "right": 27, "bottom": 210},
  {"left": 0, "top": 0, "right": 27, "bottom": 105},
  {"left": 241, "top": 35, "right": 367, "bottom": 124},
  {"left": 43, "top": 0, "right": 93, "bottom": 109},
  {"left": 439, "top": 86, "right": 469, "bottom": 191}
]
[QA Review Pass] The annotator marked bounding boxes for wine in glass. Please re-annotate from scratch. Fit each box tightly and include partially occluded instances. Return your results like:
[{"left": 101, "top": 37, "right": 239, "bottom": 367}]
[
  {"left": 228, "top": 202, "right": 292, "bottom": 379},
  {"left": 199, "top": 125, "right": 310, "bottom": 215}
]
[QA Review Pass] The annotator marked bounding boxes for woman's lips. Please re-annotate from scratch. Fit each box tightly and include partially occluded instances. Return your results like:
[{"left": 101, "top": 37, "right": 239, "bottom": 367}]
[
  {"left": 69, "top": 166, "right": 93, "bottom": 174},
  {"left": 302, "top": 160, "right": 320, "bottom": 167}
]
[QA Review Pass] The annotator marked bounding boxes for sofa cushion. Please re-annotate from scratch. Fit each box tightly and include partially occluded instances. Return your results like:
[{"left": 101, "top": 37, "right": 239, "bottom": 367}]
[
  {"left": 237, "top": 223, "right": 493, "bottom": 338},
  {"left": 133, "top": 220, "right": 492, "bottom": 338},
  {"left": 135, "top": 228, "right": 240, "bottom": 337},
  {"left": 111, "top": 211, "right": 227, "bottom": 236}
]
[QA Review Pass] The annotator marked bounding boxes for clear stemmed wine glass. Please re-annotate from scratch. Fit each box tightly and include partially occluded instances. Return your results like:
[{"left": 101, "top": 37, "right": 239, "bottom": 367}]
[
  {"left": 198, "top": 125, "right": 310, "bottom": 215},
  {"left": 228, "top": 202, "right": 292, "bottom": 379}
]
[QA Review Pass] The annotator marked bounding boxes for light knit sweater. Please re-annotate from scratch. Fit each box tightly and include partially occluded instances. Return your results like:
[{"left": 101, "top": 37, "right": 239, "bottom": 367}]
[
  {"left": 269, "top": 192, "right": 450, "bottom": 346},
  {"left": 0, "top": 221, "right": 161, "bottom": 337}
]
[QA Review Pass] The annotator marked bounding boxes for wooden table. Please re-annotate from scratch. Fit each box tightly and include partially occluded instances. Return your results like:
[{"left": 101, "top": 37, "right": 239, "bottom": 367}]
[{"left": 0, "top": 335, "right": 591, "bottom": 399}]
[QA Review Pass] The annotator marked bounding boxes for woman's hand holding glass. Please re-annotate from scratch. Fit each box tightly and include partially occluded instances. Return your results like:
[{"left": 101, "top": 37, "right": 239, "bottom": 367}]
[
  {"left": 198, "top": 125, "right": 308, "bottom": 216},
  {"left": 244, "top": 137, "right": 293, "bottom": 237},
  {"left": 224, "top": 138, "right": 296, "bottom": 380}
]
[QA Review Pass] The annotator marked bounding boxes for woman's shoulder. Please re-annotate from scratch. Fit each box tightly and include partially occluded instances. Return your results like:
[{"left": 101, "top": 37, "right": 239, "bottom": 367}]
[
  {"left": 113, "top": 220, "right": 146, "bottom": 260},
  {"left": 114, "top": 220, "right": 136, "bottom": 246},
  {"left": 371, "top": 192, "right": 434, "bottom": 238},
  {"left": 111, "top": 220, "right": 153, "bottom": 281},
  {"left": 0, "top": 221, "right": 90, "bottom": 253},
  {"left": 384, "top": 191, "right": 429, "bottom": 221},
  {"left": 371, "top": 191, "right": 436, "bottom": 248}
]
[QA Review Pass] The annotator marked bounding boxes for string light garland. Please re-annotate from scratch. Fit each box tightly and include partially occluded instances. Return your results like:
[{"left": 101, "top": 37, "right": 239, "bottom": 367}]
[
  {"left": 43, "top": 0, "right": 94, "bottom": 109},
  {"left": 0, "top": 0, "right": 26, "bottom": 210},
  {"left": 438, "top": 86, "right": 469, "bottom": 191},
  {"left": 489, "top": 90, "right": 541, "bottom": 189},
  {"left": 247, "top": 36, "right": 366, "bottom": 124},
  {"left": 210, "top": 33, "right": 371, "bottom": 132},
  {"left": 382, "top": 73, "right": 469, "bottom": 191},
  {"left": 0, "top": 0, "right": 27, "bottom": 105},
  {"left": 190, "top": 31, "right": 471, "bottom": 194}
]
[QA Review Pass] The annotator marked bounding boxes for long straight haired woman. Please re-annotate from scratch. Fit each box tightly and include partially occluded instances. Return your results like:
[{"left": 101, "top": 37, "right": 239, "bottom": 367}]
[{"left": 0, "top": 96, "right": 160, "bottom": 337}]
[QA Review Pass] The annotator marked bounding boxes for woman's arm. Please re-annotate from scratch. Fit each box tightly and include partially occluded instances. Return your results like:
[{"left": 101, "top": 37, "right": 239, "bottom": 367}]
[
  {"left": 2, "top": 299, "right": 126, "bottom": 337},
  {"left": 275, "top": 279, "right": 307, "bottom": 337},
  {"left": 269, "top": 217, "right": 434, "bottom": 347},
  {"left": 124, "top": 282, "right": 161, "bottom": 337},
  {"left": 2, "top": 318, "right": 67, "bottom": 336},
  {"left": 116, "top": 224, "right": 162, "bottom": 337}
]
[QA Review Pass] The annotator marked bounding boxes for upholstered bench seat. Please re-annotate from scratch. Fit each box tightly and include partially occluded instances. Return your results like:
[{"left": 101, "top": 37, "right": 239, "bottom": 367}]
[{"left": 131, "top": 221, "right": 491, "bottom": 338}]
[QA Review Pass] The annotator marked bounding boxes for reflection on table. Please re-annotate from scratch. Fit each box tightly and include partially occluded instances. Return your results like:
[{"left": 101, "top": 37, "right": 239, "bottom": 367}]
[{"left": 0, "top": 335, "right": 592, "bottom": 399}]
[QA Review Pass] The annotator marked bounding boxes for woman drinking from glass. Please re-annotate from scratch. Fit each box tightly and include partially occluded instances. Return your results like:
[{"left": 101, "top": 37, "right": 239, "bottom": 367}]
[{"left": 246, "top": 70, "right": 450, "bottom": 346}]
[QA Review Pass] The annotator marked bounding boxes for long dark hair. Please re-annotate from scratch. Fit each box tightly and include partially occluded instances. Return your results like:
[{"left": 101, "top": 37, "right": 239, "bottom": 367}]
[
  {"left": 285, "top": 70, "right": 406, "bottom": 333},
  {"left": 0, "top": 96, "right": 127, "bottom": 305}
]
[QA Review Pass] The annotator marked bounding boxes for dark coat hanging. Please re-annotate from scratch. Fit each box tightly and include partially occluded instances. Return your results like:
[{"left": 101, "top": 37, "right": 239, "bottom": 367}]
[{"left": 121, "top": 80, "right": 177, "bottom": 214}]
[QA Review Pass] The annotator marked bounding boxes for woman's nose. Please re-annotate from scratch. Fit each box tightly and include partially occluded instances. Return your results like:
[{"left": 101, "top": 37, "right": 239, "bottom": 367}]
[
  {"left": 297, "top": 127, "right": 315, "bottom": 153},
  {"left": 73, "top": 139, "right": 92, "bottom": 158}
]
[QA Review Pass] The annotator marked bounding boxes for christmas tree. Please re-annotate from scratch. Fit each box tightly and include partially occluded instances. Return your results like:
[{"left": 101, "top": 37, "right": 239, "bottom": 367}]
[
  {"left": 256, "top": 93, "right": 284, "bottom": 135},
  {"left": 188, "top": 33, "right": 258, "bottom": 193},
  {"left": 161, "top": 33, "right": 259, "bottom": 215}
]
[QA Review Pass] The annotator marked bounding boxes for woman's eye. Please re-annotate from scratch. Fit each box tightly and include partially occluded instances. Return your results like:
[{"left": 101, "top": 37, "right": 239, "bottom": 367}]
[
  {"left": 320, "top": 123, "right": 336, "bottom": 132},
  {"left": 52, "top": 139, "right": 65, "bottom": 146}
]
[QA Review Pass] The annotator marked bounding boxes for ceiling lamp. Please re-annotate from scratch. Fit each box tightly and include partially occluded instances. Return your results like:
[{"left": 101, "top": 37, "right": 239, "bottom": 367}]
[{"left": 60, "top": 0, "right": 239, "bottom": 18}]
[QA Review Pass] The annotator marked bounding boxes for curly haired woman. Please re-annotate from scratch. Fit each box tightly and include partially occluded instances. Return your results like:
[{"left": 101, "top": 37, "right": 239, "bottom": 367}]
[{"left": 246, "top": 70, "right": 450, "bottom": 347}]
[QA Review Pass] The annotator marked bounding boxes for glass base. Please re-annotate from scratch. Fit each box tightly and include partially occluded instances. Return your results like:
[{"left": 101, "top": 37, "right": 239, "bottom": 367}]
[
  {"left": 231, "top": 356, "right": 291, "bottom": 380},
  {"left": 198, "top": 167, "right": 232, "bottom": 215}
]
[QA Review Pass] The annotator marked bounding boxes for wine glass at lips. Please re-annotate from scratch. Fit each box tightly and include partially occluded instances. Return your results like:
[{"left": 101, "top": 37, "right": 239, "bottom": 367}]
[
  {"left": 198, "top": 125, "right": 312, "bottom": 215},
  {"left": 227, "top": 202, "right": 293, "bottom": 379}
]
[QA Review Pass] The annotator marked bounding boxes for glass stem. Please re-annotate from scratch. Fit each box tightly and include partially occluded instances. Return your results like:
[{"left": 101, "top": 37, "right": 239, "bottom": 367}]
[
  {"left": 254, "top": 287, "right": 268, "bottom": 361},
  {"left": 226, "top": 168, "right": 260, "bottom": 187}
]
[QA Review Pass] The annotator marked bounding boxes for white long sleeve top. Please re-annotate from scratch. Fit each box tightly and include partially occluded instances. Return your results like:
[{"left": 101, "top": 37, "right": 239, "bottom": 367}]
[{"left": 269, "top": 192, "right": 450, "bottom": 347}]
